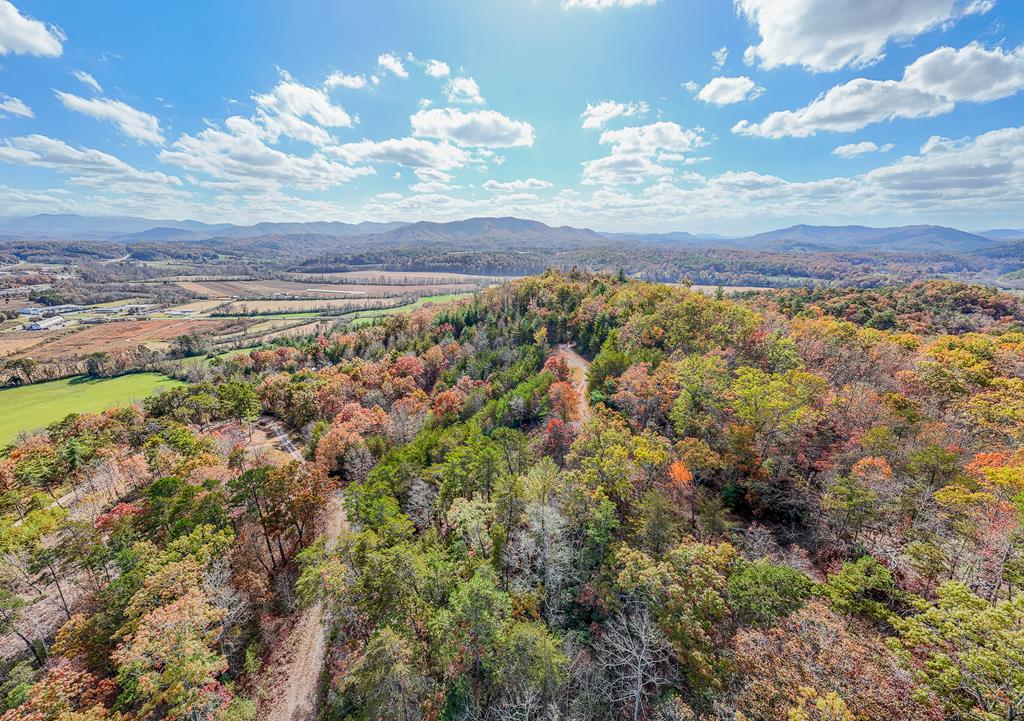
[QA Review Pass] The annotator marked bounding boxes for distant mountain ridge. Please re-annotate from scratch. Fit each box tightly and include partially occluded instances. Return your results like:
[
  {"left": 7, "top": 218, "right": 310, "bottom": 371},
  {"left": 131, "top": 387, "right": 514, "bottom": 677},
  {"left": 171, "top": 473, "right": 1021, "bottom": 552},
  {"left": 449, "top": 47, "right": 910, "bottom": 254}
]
[
  {"left": 0, "top": 213, "right": 1014, "bottom": 255},
  {"left": 735, "top": 224, "right": 1001, "bottom": 254},
  {"left": 0, "top": 214, "right": 407, "bottom": 242},
  {"left": 976, "top": 228, "right": 1024, "bottom": 242}
]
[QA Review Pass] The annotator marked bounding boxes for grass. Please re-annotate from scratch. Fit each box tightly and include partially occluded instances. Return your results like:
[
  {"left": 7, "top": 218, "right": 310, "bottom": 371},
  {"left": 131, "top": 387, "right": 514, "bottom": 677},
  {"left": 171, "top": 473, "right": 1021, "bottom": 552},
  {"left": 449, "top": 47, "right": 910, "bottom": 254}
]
[
  {"left": 352, "top": 293, "right": 470, "bottom": 318},
  {"left": 0, "top": 373, "right": 184, "bottom": 448}
]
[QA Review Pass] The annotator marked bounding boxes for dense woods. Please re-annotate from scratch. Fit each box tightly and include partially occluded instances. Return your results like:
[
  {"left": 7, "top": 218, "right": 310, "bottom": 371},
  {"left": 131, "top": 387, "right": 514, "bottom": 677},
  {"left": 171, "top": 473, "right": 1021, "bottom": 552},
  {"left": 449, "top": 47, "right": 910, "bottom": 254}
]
[{"left": 2, "top": 270, "right": 1023, "bottom": 721}]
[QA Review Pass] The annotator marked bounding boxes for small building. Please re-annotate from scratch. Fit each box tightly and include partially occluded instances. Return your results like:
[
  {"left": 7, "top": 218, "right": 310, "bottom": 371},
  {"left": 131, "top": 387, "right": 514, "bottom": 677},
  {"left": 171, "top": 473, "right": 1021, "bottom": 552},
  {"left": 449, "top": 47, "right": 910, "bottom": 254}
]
[
  {"left": 26, "top": 315, "right": 66, "bottom": 331},
  {"left": 19, "top": 304, "right": 83, "bottom": 316}
]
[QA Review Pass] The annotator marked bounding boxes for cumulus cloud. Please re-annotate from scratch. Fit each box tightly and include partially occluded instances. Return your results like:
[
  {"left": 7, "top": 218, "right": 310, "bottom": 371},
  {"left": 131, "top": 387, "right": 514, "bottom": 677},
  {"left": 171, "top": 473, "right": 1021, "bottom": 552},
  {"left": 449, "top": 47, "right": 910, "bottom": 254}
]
[
  {"left": 253, "top": 72, "right": 355, "bottom": 145},
  {"left": 711, "top": 47, "right": 728, "bottom": 70},
  {"left": 903, "top": 42, "right": 1024, "bottom": 102},
  {"left": 832, "top": 141, "right": 895, "bottom": 157},
  {"left": 694, "top": 76, "right": 764, "bottom": 105},
  {"left": 733, "top": 81, "right": 950, "bottom": 138},
  {"left": 736, "top": 0, "right": 992, "bottom": 72},
  {"left": 445, "top": 76, "right": 485, "bottom": 104},
  {"left": 734, "top": 43, "right": 1024, "bottom": 139},
  {"left": 378, "top": 52, "right": 409, "bottom": 78},
  {"left": 580, "top": 100, "right": 649, "bottom": 130},
  {"left": 483, "top": 178, "right": 554, "bottom": 192},
  {"left": 72, "top": 69, "right": 103, "bottom": 93},
  {"left": 582, "top": 121, "right": 707, "bottom": 185},
  {"left": 354, "top": 122, "right": 1024, "bottom": 231},
  {"left": 0, "top": 93, "right": 32, "bottom": 118},
  {"left": 865, "top": 126, "right": 1024, "bottom": 201},
  {"left": 0, "top": 134, "right": 180, "bottom": 186},
  {"left": 600, "top": 122, "right": 705, "bottom": 156},
  {"left": 410, "top": 167, "right": 462, "bottom": 193},
  {"left": 0, "top": 0, "right": 63, "bottom": 56},
  {"left": 325, "top": 71, "right": 368, "bottom": 90},
  {"left": 425, "top": 59, "right": 450, "bottom": 77},
  {"left": 329, "top": 137, "right": 469, "bottom": 170},
  {"left": 411, "top": 108, "right": 534, "bottom": 147},
  {"left": 159, "top": 117, "right": 374, "bottom": 190},
  {"left": 54, "top": 92, "right": 165, "bottom": 144},
  {"left": 563, "top": 0, "right": 657, "bottom": 8}
]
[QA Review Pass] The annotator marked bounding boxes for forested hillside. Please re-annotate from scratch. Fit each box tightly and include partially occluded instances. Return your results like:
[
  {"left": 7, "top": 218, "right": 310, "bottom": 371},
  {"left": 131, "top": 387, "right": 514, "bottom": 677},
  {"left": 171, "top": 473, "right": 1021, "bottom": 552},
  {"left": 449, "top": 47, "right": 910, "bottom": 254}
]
[{"left": 2, "top": 270, "right": 1023, "bottom": 721}]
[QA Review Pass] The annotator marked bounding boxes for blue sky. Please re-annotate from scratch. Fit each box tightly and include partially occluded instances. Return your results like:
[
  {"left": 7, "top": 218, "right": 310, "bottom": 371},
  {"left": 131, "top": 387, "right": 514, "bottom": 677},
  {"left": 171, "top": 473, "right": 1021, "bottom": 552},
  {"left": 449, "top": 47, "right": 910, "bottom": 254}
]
[{"left": 0, "top": 0, "right": 1022, "bottom": 233}]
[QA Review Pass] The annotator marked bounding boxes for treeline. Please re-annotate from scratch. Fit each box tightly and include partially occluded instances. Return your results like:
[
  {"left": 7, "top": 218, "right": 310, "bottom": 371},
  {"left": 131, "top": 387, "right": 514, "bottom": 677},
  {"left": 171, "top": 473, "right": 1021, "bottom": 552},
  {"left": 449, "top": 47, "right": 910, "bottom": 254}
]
[{"left": 750, "top": 279, "right": 1024, "bottom": 333}]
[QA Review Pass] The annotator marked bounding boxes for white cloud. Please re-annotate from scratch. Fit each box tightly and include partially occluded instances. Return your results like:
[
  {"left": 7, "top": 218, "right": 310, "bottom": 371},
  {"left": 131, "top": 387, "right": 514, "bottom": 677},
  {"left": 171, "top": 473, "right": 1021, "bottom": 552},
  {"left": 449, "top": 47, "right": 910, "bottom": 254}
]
[
  {"left": 407, "top": 166, "right": 461, "bottom": 194},
  {"left": 0, "top": 93, "right": 32, "bottom": 118},
  {"left": 563, "top": 0, "right": 657, "bottom": 8},
  {"left": 580, "top": 100, "right": 649, "bottom": 130},
  {"left": 736, "top": 0, "right": 992, "bottom": 72},
  {"left": 582, "top": 121, "right": 707, "bottom": 185},
  {"left": 325, "top": 71, "right": 368, "bottom": 90},
  {"left": 483, "top": 178, "right": 554, "bottom": 192},
  {"left": 425, "top": 59, "right": 450, "bottom": 77},
  {"left": 445, "top": 76, "right": 485, "bottom": 105},
  {"left": 355, "top": 122, "right": 1024, "bottom": 232},
  {"left": 733, "top": 80, "right": 950, "bottom": 138},
  {"left": 599, "top": 121, "right": 705, "bottom": 156},
  {"left": 159, "top": 116, "right": 374, "bottom": 190},
  {"left": 695, "top": 76, "right": 764, "bottom": 105},
  {"left": 832, "top": 141, "right": 895, "bottom": 157},
  {"left": 411, "top": 108, "right": 534, "bottom": 147},
  {"left": 733, "top": 43, "right": 1024, "bottom": 139},
  {"left": 712, "top": 46, "right": 728, "bottom": 70},
  {"left": 865, "top": 126, "right": 1024, "bottom": 200},
  {"left": 681, "top": 81, "right": 699, "bottom": 93},
  {"left": 253, "top": 72, "right": 355, "bottom": 145},
  {"left": 0, "top": 0, "right": 63, "bottom": 57},
  {"left": 0, "top": 134, "right": 180, "bottom": 187},
  {"left": 903, "top": 42, "right": 1024, "bottom": 102},
  {"left": 329, "top": 137, "right": 469, "bottom": 170},
  {"left": 71, "top": 69, "right": 103, "bottom": 93},
  {"left": 378, "top": 52, "right": 409, "bottom": 78},
  {"left": 54, "top": 91, "right": 165, "bottom": 144}
]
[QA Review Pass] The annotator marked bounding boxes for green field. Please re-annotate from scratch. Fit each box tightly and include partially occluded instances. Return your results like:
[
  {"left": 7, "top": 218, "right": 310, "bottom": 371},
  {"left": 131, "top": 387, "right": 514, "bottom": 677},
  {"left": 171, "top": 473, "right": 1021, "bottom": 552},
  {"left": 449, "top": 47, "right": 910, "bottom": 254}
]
[
  {"left": 345, "top": 293, "right": 471, "bottom": 326},
  {"left": 0, "top": 373, "right": 183, "bottom": 448}
]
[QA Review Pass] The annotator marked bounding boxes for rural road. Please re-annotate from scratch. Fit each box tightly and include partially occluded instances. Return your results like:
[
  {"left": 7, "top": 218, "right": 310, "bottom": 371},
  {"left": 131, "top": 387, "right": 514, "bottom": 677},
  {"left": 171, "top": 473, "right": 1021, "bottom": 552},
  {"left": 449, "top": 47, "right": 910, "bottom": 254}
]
[
  {"left": 555, "top": 344, "right": 593, "bottom": 422},
  {"left": 262, "top": 491, "right": 347, "bottom": 721}
]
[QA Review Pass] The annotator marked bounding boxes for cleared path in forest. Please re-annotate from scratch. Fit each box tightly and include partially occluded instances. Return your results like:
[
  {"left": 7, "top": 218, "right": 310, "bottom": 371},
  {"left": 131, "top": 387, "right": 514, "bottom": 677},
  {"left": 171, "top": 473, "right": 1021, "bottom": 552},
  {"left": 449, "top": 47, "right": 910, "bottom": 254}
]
[
  {"left": 261, "top": 490, "right": 347, "bottom": 721},
  {"left": 555, "top": 344, "right": 593, "bottom": 422}
]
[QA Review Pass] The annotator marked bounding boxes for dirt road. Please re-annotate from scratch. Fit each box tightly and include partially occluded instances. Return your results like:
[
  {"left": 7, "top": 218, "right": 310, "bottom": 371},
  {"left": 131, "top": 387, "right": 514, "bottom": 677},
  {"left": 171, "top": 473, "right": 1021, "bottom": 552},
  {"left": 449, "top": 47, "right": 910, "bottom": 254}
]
[
  {"left": 555, "top": 344, "right": 593, "bottom": 422},
  {"left": 261, "top": 491, "right": 346, "bottom": 721}
]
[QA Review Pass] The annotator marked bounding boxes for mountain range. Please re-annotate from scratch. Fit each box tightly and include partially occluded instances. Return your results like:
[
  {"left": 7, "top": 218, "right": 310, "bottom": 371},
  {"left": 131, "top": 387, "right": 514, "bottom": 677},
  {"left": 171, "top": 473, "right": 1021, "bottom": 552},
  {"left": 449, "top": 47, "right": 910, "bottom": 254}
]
[{"left": 0, "top": 213, "right": 1020, "bottom": 255}]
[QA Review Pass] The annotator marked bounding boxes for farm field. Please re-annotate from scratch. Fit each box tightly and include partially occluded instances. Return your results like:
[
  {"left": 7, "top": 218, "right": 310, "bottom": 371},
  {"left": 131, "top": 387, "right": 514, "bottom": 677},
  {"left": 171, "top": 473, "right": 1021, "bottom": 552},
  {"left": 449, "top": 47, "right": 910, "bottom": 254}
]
[
  {"left": 213, "top": 298, "right": 390, "bottom": 314},
  {"left": 0, "top": 372, "right": 183, "bottom": 447},
  {"left": 345, "top": 292, "right": 472, "bottom": 326},
  {"left": 175, "top": 276, "right": 487, "bottom": 299},
  {"left": 0, "top": 318, "right": 243, "bottom": 361},
  {"left": 685, "top": 284, "right": 772, "bottom": 294},
  {"left": 285, "top": 270, "right": 515, "bottom": 284},
  {"left": 160, "top": 299, "right": 233, "bottom": 313}
]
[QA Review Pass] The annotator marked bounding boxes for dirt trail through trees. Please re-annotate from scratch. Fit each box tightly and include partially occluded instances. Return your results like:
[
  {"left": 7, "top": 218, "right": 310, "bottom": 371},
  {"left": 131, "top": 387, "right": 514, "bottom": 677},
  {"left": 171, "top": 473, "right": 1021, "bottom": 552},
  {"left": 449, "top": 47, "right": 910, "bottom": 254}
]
[
  {"left": 262, "top": 491, "right": 346, "bottom": 721},
  {"left": 556, "top": 344, "right": 593, "bottom": 422}
]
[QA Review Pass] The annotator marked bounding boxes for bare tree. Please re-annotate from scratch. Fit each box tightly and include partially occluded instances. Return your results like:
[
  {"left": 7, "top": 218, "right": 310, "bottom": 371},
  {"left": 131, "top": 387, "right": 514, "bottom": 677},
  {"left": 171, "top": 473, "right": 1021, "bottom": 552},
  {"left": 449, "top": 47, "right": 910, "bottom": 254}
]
[
  {"left": 506, "top": 502, "right": 570, "bottom": 624},
  {"left": 597, "top": 605, "right": 673, "bottom": 721},
  {"left": 405, "top": 477, "right": 437, "bottom": 532},
  {"left": 204, "top": 559, "right": 252, "bottom": 671}
]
